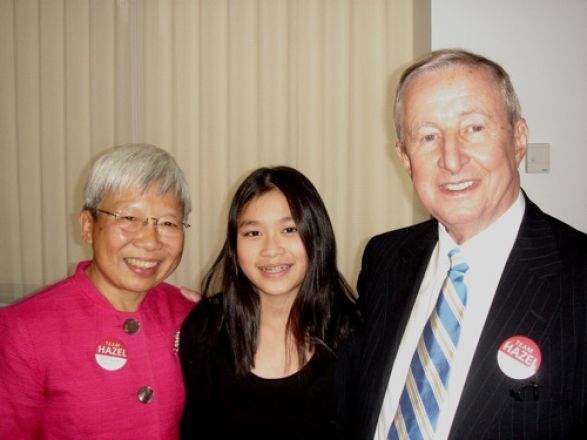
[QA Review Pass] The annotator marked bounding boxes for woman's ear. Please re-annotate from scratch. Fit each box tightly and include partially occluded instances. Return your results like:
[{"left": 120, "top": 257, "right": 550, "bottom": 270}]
[{"left": 79, "top": 210, "right": 94, "bottom": 244}]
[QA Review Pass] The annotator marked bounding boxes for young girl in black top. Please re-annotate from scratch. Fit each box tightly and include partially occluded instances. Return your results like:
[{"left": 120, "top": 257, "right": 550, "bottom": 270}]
[{"left": 179, "top": 166, "right": 359, "bottom": 439}]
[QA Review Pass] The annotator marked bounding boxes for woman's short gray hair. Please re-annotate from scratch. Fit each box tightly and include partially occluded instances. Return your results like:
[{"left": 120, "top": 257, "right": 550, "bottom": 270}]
[
  {"left": 394, "top": 48, "right": 522, "bottom": 146},
  {"left": 82, "top": 144, "right": 192, "bottom": 220}
]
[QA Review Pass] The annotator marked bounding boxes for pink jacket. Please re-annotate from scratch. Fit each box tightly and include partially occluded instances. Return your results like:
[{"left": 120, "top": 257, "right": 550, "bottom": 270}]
[{"left": 0, "top": 261, "right": 194, "bottom": 439}]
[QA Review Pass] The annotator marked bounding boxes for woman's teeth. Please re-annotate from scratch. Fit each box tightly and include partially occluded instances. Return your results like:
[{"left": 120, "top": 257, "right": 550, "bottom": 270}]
[{"left": 125, "top": 258, "right": 157, "bottom": 269}]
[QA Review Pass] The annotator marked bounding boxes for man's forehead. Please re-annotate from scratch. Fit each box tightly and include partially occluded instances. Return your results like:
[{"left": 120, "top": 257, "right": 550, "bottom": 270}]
[
  {"left": 406, "top": 64, "right": 497, "bottom": 91},
  {"left": 403, "top": 66, "right": 505, "bottom": 113}
]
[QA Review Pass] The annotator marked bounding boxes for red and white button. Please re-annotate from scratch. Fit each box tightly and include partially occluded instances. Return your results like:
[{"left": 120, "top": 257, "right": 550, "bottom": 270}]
[
  {"left": 95, "top": 336, "right": 128, "bottom": 371},
  {"left": 497, "top": 335, "right": 541, "bottom": 380}
]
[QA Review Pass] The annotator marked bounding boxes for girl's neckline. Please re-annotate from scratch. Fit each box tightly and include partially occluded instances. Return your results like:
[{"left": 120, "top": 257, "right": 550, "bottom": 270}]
[{"left": 248, "top": 350, "right": 320, "bottom": 382}]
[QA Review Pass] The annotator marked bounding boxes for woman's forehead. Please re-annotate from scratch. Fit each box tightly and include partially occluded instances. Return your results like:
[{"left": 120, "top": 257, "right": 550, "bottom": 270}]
[{"left": 100, "top": 184, "right": 182, "bottom": 210}]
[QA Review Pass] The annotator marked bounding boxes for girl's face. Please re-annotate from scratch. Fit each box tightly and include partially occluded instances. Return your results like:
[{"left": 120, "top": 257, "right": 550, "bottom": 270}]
[{"left": 236, "top": 189, "right": 308, "bottom": 307}]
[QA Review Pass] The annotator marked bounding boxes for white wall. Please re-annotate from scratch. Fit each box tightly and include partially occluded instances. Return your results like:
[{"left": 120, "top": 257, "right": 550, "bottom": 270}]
[{"left": 431, "top": 0, "right": 587, "bottom": 232}]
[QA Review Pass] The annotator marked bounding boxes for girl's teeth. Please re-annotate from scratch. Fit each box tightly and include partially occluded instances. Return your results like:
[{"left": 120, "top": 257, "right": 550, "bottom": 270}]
[
  {"left": 260, "top": 265, "right": 289, "bottom": 273},
  {"left": 125, "top": 258, "right": 157, "bottom": 269}
]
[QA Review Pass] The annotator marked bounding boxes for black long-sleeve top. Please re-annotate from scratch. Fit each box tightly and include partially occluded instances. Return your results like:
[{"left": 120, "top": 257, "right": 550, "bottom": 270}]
[{"left": 179, "top": 297, "right": 342, "bottom": 439}]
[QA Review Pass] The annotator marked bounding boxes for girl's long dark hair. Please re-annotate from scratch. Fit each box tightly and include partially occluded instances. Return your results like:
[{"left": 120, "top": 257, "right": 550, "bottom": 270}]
[{"left": 201, "top": 166, "right": 358, "bottom": 375}]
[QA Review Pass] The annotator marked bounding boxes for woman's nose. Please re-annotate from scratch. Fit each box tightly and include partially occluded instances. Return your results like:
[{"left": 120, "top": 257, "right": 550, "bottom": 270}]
[{"left": 132, "top": 220, "right": 163, "bottom": 250}]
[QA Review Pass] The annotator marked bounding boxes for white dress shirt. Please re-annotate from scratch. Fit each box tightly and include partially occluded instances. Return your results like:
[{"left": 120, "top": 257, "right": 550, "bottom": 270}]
[{"left": 374, "top": 192, "right": 526, "bottom": 440}]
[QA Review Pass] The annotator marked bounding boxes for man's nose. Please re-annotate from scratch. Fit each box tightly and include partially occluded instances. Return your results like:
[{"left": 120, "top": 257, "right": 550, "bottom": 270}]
[{"left": 438, "top": 133, "right": 469, "bottom": 173}]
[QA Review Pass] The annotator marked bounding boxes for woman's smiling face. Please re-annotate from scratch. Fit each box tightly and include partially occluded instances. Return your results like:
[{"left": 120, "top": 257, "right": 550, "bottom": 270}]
[{"left": 80, "top": 183, "right": 185, "bottom": 310}]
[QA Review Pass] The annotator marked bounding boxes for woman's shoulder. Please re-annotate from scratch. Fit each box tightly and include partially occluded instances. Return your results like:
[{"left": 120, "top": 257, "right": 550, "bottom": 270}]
[{"left": 147, "top": 282, "right": 195, "bottom": 319}]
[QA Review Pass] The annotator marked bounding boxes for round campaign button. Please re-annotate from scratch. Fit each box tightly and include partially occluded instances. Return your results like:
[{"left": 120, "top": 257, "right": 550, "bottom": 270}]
[
  {"left": 95, "top": 336, "right": 128, "bottom": 371},
  {"left": 497, "top": 335, "right": 541, "bottom": 380}
]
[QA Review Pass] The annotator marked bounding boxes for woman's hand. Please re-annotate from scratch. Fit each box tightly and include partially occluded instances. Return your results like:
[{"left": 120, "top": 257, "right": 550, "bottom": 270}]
[{"left": 180, "top": 287, "right": 202, "bottom": 304}]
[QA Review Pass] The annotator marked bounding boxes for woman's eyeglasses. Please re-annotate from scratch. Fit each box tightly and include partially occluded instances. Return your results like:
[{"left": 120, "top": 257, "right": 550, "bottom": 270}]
[{"left": 93, "top": 208, "right": 190, "bottom": 237}]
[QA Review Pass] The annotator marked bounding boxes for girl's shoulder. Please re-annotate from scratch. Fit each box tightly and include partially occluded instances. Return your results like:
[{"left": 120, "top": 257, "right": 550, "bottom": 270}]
[{"left": 180, "top": 295, "right": 225, "bottom": 349}]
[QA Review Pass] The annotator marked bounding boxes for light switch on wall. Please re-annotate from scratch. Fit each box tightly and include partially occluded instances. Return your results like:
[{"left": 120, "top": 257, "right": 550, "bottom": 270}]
[{"left": 525, "top": 143, "right": 550, "bottom": 173}]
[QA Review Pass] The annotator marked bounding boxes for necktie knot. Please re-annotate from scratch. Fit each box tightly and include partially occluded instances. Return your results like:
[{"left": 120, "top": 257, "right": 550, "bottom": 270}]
[{"left": 448, "top": 247, "right": 469, "bottom": 276}]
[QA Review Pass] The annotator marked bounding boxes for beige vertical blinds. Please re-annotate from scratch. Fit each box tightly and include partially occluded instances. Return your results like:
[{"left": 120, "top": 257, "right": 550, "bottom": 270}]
[{"left": 0, "top": 0, "right": 425, "bottom": 304}]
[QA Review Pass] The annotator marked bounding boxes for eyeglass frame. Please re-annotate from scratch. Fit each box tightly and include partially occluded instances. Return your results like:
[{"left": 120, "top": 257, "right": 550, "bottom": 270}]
[{"left": 91, "top": 208, "right": 190, "bottom": 234}]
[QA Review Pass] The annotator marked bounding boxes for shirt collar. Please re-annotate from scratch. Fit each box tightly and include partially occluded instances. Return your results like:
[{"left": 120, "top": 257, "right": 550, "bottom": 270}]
[{"left": 438, "top": 191, "right": 526, "bottom": 263}]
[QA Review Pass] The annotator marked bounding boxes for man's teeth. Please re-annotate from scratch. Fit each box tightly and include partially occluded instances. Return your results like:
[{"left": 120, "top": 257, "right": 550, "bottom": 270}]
[
  {"left": 444, "top": 181, "right": 474, "bottom": 191},
  {"left": 259, "top": 265, "right": 290, "bottom": 273},
  {"left": 125, "top": 258, "right": 157, "bottom": 269}
]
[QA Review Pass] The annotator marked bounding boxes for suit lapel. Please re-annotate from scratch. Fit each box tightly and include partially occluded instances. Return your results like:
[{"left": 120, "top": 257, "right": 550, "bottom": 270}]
[{"left": 450, "top": 198, "right": 565, "bottom": 438}]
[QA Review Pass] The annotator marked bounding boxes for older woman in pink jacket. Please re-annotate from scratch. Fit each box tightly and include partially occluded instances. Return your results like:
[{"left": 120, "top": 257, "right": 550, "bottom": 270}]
[{"left": 0, "top": 144, "right": 194, "bottom": 439}]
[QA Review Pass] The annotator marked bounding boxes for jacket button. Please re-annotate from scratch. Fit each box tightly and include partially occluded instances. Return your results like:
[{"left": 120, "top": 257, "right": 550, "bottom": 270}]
[
  {"left": 137, "top": 386, "right": 154, "bottom": 404},
  {"left": 123, "top": 318, "right": 141, "bottom": 335}
]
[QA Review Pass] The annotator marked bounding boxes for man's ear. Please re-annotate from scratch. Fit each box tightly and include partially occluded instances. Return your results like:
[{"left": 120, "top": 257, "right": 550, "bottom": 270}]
[
  {"left": 79, "top": 210, "right": 94, "bottom": 244},
  {"left": 513, "top": 118, "right": 529, "bottom": 166},
  {"left": 395, "top": 141, "right": 412, "bottom": 177}
]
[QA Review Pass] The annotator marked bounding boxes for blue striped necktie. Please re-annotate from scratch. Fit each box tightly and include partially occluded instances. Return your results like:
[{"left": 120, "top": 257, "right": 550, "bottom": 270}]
[{"left": 388, "top": 247, "right": 469, "bottom": 440}]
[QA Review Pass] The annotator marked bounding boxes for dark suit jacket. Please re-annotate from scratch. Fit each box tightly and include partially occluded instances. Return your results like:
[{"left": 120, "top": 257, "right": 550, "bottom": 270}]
[{"left": 344, "top": 196, "right": 587, "bottom": 439}]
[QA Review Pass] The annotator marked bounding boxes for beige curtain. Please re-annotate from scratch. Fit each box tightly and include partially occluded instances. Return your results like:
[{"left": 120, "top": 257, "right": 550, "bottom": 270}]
[{"left": 0, "top": 0, "right": 426, "bottom": 304}]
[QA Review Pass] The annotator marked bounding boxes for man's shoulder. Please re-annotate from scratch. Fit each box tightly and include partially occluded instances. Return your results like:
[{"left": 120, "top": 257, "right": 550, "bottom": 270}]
[
  {"left": 358, "top": 219, "right": 437, "bottom": 281},
  {"left": 525, "top": 199, "right": 587, "bottom": 256},
  {"left": 515, "top": 200, "right": 587, "bottom": 288},
  {"left": 543, "top": 213, "right": 587, "bottom": 269},
  {"left": 365, "top": 218, "right": 437, "bottom": 253},
  {"left": 543, "top": 212, "right": 587, "bottom": 244}
]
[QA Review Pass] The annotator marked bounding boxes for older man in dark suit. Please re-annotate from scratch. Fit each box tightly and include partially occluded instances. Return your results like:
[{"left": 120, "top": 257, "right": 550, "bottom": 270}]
[{"left": 345, "top": 49, "right": 587, "bottom": 439}]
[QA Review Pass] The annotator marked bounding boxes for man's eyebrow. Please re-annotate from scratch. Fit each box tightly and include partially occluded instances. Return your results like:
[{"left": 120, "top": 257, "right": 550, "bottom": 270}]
[
  {"left": 411, "top": 110, "right": 493, "bottom": 131},
  {"left": 459, "top": 108, "right": 492, "bottom": 119}
]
